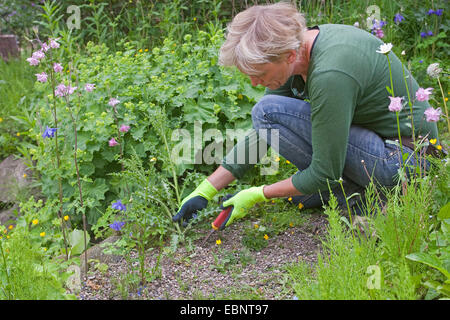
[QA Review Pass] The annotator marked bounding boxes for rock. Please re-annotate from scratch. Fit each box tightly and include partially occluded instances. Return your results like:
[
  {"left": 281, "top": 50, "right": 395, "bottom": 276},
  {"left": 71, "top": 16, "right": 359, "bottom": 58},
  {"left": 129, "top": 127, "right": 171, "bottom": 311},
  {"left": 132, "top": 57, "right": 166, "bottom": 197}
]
[
  {"left": 0, "top": 155, "right": 33, "bottom": 203},
  {"left": 66, "top": 265, "right": 82, "bottom": 293},
  {"left": 0, "top": 204, "right": 18, "bottom": 226},
  {"left": 79, "top": 235, "right": 123, "bottom": 276},
  {"left": 0, "top": 35, "right": 19, "bottom": 61}
]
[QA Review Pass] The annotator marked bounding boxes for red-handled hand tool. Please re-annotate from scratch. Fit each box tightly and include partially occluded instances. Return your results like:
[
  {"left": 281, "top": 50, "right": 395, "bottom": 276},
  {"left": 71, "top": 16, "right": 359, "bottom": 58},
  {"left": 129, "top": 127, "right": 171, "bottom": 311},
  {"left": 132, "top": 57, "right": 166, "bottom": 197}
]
[{"left": 201, "top": 206, "right": 233, "bottom": 246}]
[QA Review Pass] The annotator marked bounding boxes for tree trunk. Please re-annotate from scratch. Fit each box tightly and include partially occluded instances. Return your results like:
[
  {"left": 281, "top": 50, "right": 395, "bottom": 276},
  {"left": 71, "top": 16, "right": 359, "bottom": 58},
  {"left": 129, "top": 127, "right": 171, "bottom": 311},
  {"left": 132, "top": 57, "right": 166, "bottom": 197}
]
[{"left": 0, "top": 35, "right": 19, "bottom": 61}]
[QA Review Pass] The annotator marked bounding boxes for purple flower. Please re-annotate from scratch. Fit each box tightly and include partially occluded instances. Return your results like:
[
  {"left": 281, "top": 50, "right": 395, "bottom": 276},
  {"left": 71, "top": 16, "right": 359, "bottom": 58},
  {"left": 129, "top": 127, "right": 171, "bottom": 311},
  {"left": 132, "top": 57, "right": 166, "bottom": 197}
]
[
  {"left": 427, "top": 30, "right": 433, "bottom": 36},
  {"left": 427, "top": 9, "right": 435, "bottom": 15},
  {"left": 375, "top": 28, "right": 384, "bottom": 39},
  {"left": 388, "top": 96, "right": 403, "bottom": 112},
  {"left": 26, "top": 57, "right": 39, "bottom": 66},
  {"left": 119, "top": 124, "right": 130, "bottom": 133},
  {"left": 419, "top": 59, "right": 423, "bottom": 63},
  {"left": 424, "top": 107, "right": 442, "bottom": 122},
  {"left": 35, "top": 72, "right": 48, "bottom": 83},
  {"left": 415, "top": 87, "right": 433, "bottom": 101},
  {"left": 420, "top": 32, "right": 428, "bottom": 38},
  {"left": 41, "top": 42, "right": 50, "bottom": 53},
  {"left": 42, "top": 126, "right": 57, "bottom": 138},
  {"left": 109, "top": 137, "right": 119, "bottom": 147},
  {"left": 32, "top": 50, "right": 45, "bottom": 60},
  {"left": 49, "top": 38, "right": 60, "bottom": 49},
  {"left": 394, "top": 13, "right": 404, "bottom": 24},
  {"left": 112, "top": 200, "right": 126, "bottom": 211},
  {"left": 53, "top": 63, "right": 63, "bottom": 73},
  {"left": 109, "top": 221, "right": 125, "bottom": 231},
  {"left": 434, "top": 9, "right": 443, "bottom": 16},
  {"left": 55, "top": 83, "right": 77, "bottom": 97},
  {"left": 84, "top": 83, "right": 95, "bottom": 92},
  {"left": 108, "top": 98, "right": 120, "bottom": 107}
]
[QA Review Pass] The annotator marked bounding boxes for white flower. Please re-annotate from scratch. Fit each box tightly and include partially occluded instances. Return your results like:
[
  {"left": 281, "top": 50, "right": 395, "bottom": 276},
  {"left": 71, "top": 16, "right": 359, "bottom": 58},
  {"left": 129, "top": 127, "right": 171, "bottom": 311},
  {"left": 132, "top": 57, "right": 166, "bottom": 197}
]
[
  {"left": 426, "top": 63, "right": 442, "bottom": 79},
  {"left": 353, "top": 22, "right": 360, "bottom": 28},
  {"left": 376, "top": 43, "right": 393, "bottom": 55},
  {"left": 401, "top": 50, "right": 406, "bottom": 56}
]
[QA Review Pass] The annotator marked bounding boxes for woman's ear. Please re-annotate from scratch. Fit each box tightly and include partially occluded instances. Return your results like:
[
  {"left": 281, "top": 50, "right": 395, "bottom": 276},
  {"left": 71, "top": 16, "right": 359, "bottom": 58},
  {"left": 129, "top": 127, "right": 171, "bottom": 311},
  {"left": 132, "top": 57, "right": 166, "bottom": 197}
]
[{"left": 287, "top": 49, "right": 297, "bottom": 64}]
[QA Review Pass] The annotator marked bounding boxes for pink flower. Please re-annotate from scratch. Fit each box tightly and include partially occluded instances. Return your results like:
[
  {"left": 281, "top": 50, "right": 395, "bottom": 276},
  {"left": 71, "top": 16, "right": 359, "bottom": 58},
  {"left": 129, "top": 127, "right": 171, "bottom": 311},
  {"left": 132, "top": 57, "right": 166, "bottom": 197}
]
[
  {"left": 53, "top": 63, "right": 63, "bottom": 73},
  {"left": 55, "top": 83, "right": 77, "bottom": 97},
  {"left": 375, "top": 28, "right": 384, "bottom": 38},
  {"left": 32, "top": 50, "right": 45, "bottom": 60},
  {"left": 388, "top": 96, "right": 403, "bottom": 112},
  {"left": 26, "top": 57, "right": 39, "bottom": 66},
  {"left": 415, "top": 87, "right": 433, "bottom": 102},
  {"left": 49, "top": 38, "right": 60, "bottom": 49},
  {"left": 35, "top": 72, "right": 48, "bottom": 83},
  {"left": 108, "top": 98, "right": 120, "bottom": 107},
  {"left": 424, "top": 107, "right": 442, "bottom": 122},
  {"left": 109, "top": 138, "right": 119, "bottom": 146},
  {"left": 41, "top": 42, "right": 50, "bottom": 52},
  {"left": 84, "top": 83, "right": 95, "bottom": 92},
  {"left": 119, "top": 125, "right": 130, "bottom": 133}
]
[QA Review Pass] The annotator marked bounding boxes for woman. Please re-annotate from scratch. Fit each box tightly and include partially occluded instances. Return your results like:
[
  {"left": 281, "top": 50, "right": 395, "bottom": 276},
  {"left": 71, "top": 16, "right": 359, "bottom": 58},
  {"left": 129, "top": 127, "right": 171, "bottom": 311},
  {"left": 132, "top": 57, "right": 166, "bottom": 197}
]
[{"left": 173, "top": 2, "right": 440, "bottom": 228}]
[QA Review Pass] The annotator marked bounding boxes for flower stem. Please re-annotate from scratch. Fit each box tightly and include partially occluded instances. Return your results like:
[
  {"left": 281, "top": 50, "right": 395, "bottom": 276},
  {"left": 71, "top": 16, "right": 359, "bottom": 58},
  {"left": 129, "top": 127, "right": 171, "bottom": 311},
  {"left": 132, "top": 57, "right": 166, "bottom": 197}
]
[{"left": 437, "top": 77, "right": 450, "bottom": 133}]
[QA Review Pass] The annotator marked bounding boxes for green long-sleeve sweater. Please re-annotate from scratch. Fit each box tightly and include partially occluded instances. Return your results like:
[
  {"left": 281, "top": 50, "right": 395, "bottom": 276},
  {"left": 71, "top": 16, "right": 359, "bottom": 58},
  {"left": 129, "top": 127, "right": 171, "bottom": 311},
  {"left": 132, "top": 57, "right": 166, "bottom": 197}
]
[{"left": 222, "top": 24, "right": 438, "bottom": 195}]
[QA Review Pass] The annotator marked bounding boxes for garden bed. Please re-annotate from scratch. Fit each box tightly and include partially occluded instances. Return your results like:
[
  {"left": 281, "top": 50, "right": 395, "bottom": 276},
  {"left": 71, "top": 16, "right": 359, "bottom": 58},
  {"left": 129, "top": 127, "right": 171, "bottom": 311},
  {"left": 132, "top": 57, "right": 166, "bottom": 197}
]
[{"left": 78, "top": 212, "right": 328, "bottom": 300}]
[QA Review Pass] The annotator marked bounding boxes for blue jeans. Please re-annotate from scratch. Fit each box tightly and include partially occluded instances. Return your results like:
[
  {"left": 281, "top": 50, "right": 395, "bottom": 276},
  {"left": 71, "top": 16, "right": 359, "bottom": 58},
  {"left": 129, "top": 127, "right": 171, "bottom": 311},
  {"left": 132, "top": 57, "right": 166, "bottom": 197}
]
[{"left": 251, "top": 95, "right": 424, "bottom": 212}]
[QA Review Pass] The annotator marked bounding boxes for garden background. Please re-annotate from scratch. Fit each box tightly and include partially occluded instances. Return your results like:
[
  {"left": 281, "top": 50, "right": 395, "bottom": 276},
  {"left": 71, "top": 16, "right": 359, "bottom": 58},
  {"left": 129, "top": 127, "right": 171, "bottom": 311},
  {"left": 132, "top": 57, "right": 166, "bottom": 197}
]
[{"left": 0, "top": 0, "right": 448, "bottom": 300}]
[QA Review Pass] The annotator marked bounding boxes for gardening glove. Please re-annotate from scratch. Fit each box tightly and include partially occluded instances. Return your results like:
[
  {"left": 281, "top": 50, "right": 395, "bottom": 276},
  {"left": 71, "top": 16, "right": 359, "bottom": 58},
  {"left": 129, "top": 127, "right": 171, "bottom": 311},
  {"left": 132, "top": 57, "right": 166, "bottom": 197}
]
[
  {"left": 221, "top": 186, "right": 269, "bottom": 228},
  {"left": 172, "top": 179, "right": 218, "bottom": 227}
]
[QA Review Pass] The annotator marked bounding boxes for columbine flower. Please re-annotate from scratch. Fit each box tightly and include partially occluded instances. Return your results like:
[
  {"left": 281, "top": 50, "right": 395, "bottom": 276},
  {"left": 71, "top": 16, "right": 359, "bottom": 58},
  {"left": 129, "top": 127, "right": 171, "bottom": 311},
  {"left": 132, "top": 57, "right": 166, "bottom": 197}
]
[
  {"left": 112, "top": 200, "right": 126, "bottom": 211},
  {"left": 35, "top": 72, "right": 48, "bottom": 83},
  {"left": 108, "top": 98, "right": 120, "bottom": 107},
  {"left": 424, "top": 107, "right": 442, "bottom": 122},
  {"left": 42, "top": 126, "right": 57, "bottom": 138},
  {"left": 119, "top": 124, "right": 130, "bottom": 133},
  {"left": 109, "top": 221, "right": 125, "bottom": 231},
  {"left": 49, "top": 38, "right": 60, "bottom": 48},
  {"left": 32, "top": 50, "right": 45, "bottom": 60},
  {"left": 415, "top": 87, "right": 433, "bottom": 101},
  {"left": 109, "top": 137, "right": 119, "bottom": 147},
  {"left": 376, "top": 43, "right": 393, "bottom": 54},
  {"left": 84, "top": 83, "right": 95, "bottom": 92},
  {"left": 53, "top": 63, "right": 63, "bottom": 73},
  {"left": 41, "top": 42, "right": 50, "bottom": 52},
  {"left": 394, "top": 13, "right": 404, "bottom": 24},
  {"left": 26, "top": 57, "right": 39, "bottom": 66},
  {"left": 388, "top": 96, "right": 403, "bottom": 112},
  {"left": 55, "top": 83, "right": 77, "bottom": 97},
  {"left": 427, "top": 63, "right": 442, "bottom": 79}
]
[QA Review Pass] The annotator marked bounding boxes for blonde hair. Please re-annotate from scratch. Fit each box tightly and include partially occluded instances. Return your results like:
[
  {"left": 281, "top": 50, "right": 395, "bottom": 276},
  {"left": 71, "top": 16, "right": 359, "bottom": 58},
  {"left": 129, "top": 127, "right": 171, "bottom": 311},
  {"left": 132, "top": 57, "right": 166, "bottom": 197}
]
[{"left": 219, "top": 2, "right": 307, "bottom": 76}]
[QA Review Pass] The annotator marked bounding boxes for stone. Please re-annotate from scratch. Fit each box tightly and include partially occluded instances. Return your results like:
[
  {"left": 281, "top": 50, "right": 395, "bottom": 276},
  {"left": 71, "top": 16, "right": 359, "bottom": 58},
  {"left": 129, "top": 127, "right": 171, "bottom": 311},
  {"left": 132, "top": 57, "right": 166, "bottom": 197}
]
[
  {"left": 0, "top": 35, "right": 19, "bottom": 61},
  {"left": 79, "top": 235, "right": 123, "bottom": 276},
  {"left": 0, "top": 155, "right": 32, "bottom": 203}
]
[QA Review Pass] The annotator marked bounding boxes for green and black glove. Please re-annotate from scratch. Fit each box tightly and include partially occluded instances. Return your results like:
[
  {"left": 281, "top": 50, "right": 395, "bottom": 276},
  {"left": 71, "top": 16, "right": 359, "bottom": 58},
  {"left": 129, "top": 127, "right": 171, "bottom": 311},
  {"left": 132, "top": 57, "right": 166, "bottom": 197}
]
[
  {"left": 172, "top": 179, "right": 218, "bottom": 227},
  {"left": 221, "top": 186, "right": 269, "bottom": 227}
]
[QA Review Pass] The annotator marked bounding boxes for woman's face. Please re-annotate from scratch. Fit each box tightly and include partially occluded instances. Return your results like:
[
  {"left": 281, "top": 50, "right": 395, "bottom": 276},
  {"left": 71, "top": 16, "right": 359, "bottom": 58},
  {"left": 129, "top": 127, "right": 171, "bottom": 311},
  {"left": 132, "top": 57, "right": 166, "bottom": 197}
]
[{"left": 245, "top": 51, "right": 297, "bottom": 90}]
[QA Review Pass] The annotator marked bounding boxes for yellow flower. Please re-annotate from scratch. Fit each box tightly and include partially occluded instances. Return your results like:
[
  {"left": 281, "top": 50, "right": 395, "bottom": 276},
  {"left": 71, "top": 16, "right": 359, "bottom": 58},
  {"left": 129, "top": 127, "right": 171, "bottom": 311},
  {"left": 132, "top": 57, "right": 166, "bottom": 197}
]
[
  {"left": 289, "top": 222, "right": 294, "bottom": 228},
  {"left": 445, "top": 97, "right": 448, "bottom": 102},
  {"left": 139, "top": 49, "right": 143, "bottom": 53},
  {"left": 286, "top": 160, "right": 291, "bottom": 164},
  {"left": 216, "top": 239, "right": 222, "bottom": 245},
  {"left": 298, "top": 202, "right": 304, "bottom": 209},
  {"left": 237, "top": 94, "right": 243, "bottom": 99},
  {"left": 430, "top": 139, "right": 437, "bottom": 145},
  {"left": 150, "top": 157, "right": 157, "bottom": 162},
  {"left": 275, "top": 157, "right": 280, "bottom": 162},
  {"left": 23, "top": 173, "right": 27, "bottom": 178},
  {"left": 8, "top": 225, "right": 13, "bottom": 230},
  {"left": 264, "top": 234, "right": 269, "bottom": 240},
  {"left": 64, "top": 215, "right": 69, "bottom": 221},
  {"left": 288, "top": 197, "right": 292, "bottom": 201},
  {"left": 6, "top": 235, "right": 10, "bottom": 239},
  {"left": 193, "top": 17, "right": 197, "bottom": 21},
  {"left": 0, "top": 117, "right": 3, "bottom": 122},
  {"left": 271, "top": 200, "right": 276, "bottom": 204},
  {"left": 40, "top": 232, "right": 46, "bottom": 237},
  {"left": 144, "top": 49, "right": 148, "bottom": 52},
  {"left": 16, "top": 132, "right": 20, "bottom": 136},
  {"left": 437, "top": 145, "right": 442, "bottom": 150},
  {"left": 43, "top": 247, "right": 47, "bottom": 251},
  {"left": 254, "top": 224, "right": 259, "bottom": 229},
  {"left": 32, "top": 219, "right": 39, "bottom": 225}
]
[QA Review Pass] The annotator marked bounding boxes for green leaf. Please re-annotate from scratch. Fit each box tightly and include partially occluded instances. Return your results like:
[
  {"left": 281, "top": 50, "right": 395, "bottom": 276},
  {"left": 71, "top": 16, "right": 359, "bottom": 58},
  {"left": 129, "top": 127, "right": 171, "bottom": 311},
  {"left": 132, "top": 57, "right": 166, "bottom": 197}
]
[
  {"left": 406, "top": 252, "right": 450, "bottom": 279},
  {"left": 68, "top": 229, "right": 90, "bottom": 256},
  {"left": 438, "top": 202, "right": 450, "bottom": 221}
]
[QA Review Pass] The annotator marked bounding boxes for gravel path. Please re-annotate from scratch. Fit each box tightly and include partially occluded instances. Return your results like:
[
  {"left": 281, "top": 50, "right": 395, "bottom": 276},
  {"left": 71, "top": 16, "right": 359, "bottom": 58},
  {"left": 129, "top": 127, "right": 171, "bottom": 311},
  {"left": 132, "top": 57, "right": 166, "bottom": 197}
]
[{"left": 77, "top": 212, "right": 328, "bottom": 300}]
